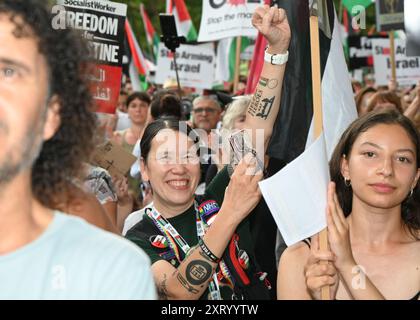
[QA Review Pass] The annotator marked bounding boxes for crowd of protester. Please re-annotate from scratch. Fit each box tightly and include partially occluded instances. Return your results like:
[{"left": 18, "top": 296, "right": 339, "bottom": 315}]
[{"left": 0, "top": 0, "right": 419, "bottom": 300}]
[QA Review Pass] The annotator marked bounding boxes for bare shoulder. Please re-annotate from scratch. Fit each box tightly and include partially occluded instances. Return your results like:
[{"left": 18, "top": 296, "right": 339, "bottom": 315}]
[
  {"left": 277, "top": 241, "right": 312, "bottom": 300},
  {"left": 280, "top": 241, "right": 311, "bottom": 265}
]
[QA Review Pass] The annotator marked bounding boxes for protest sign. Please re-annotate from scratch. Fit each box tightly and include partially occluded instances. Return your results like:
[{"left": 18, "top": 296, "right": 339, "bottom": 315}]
[
  {"left": 197, "top": 0, "right": 263, "bottom": 42},
  {"left": 91, "top": 140, "right": 137, "bottom": 178},
  {"left": 404, "top": 0, "right": 420, "bottom": 57},
  {"left": 372, "top": 38, "right": 420, "bottom": 86},
  {"left": 53, "top": 0, "right": 127, "bottom": 114},
  {"left": 155, "top": 43, "right": 215, "bottom": 89},
  {"left": 348, "top": 35, "right": 388, "bottom": 70},
  {"left": 375, "top": 0, "right": 404, "bottom": 32}
]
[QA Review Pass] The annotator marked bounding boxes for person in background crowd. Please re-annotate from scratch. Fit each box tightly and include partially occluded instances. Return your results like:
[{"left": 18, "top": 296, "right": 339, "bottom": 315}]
[
  {"left": 355, "top": 87, "right": 377, "bottom": 116},
  {"left": 351, "top": 80, "right": 362, "bottom": 94},
  {"left": 0, "top": 0, "right": 155, "bottom": 299},
  {"left": 115, "top": 90, "right": 131, "bottom": 131},
  {"left": 191, "top": 95, "right": 223, "bottom": 193},
  {"left": 366, "top": 90, "right": 404, "bottom": 114},
  {"left": 113, "top": 92, "right": 151, "bottom": 209},
  {"left": 278, "top": 110, "right": 420, "bottom": 300},
  {"left": 191, "top": 95, "right": 222, "bottom": 134},
  {"left": 205, "top": 95, "right": 252, "bottom": 185}
]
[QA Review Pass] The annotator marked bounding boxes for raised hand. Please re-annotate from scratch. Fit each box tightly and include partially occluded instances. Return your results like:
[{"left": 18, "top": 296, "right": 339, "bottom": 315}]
[
  {"left": 221, "top": 153, "right": 263, "bottom": 222},
  {"left": 326, "top": 182, "right": 355, "bottom": 270},
  {"left": 252, "top": 4, "right": 291, "bottom": 54}
]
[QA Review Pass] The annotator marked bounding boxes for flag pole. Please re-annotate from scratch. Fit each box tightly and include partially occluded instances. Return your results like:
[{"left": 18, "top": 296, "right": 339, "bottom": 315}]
[
  {"left": 389, "top": 30, "right": 397, "bottom": 83},
  {"left": 233, "top": 36, "right": 242, "bottom": 93},
  {"left": 310, "top": 1, "right": 330, "bottom": 301}
]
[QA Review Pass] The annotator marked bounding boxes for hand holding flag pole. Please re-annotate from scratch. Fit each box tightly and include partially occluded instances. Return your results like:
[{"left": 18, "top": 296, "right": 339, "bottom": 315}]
[{"left": 309, "top": 0, "right": 330, "bottom": 300}]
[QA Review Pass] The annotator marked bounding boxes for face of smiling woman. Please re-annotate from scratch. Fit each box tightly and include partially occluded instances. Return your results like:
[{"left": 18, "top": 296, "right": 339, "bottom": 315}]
[
  {"left": 341, "top": 124, "right": 420, "bottom": 212},
  {"left": 141, "top": 129, "right": 201, "bottom": 216},
  {"left": 0, "top": 15, "right": 60, "bottom": 186}
]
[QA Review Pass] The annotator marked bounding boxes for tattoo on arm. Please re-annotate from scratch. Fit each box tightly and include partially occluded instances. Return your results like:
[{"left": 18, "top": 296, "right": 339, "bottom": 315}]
[
  {"left": 157, "top": 273, "right": 169, "bottom": 300},
  {"left": 259, "top": 77, "right": 269, "bottom": 87},
  {"left": 185, "top": 260, "right": 213, "bottom": 286},
  {"left": 248, "top": 92, "right": 276, "bottom": 120},
  {"left": 256, "top": 96, "right": 275, "bottom": 120},
  {"left": 247, "top": 89, "right": 263, "bottom": 117},
  {"left": 176, "top": 272, "right": 200, "bottom": 294}
]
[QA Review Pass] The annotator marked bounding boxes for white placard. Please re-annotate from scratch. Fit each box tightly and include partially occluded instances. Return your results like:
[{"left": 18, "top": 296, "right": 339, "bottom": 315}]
[
  {"left": 372, "top": 38, "right": 420, "bottom": 86},
  {"left": 197, "top": 0, "right": 263, "bottom": 42},
  {"left": 155, "top": 43, "right": 215, "bottom": 89}
]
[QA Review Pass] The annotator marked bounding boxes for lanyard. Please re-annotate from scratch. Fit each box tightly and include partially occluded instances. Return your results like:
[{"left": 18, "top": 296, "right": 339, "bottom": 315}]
[{"left": 146, "top": 201, "right": 234, "bottom": 300}]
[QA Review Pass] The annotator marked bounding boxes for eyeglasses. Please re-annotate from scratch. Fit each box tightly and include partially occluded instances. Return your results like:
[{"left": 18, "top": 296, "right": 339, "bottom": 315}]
[{"left": 192, "top": 108, "right": 218, "bottom": 114}]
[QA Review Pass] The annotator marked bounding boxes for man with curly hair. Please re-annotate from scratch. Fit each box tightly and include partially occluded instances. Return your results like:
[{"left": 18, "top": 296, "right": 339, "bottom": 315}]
[{"left": 0, "top": 0, "right": 156, "bottom": 299}]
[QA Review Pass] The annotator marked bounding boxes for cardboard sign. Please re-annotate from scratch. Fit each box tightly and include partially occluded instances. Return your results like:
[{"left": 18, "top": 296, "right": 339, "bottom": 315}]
[
  {"left": 375, "top": 0, "right": 404, "bottom": 31},
  {"left": 197, "top": 0, "right": 263, "bottom": 42},
  {"left": 372, "top": 38, "right": 420, "bottom": 86},
  {"left": 91, "top": 140, "right": 137, "bottom": 178},
  {"left": 155, "top": 43, "right": 215, "bottom": 89},
  {"left": 53, "top": 0, "right": 127, "bottom": 114}
]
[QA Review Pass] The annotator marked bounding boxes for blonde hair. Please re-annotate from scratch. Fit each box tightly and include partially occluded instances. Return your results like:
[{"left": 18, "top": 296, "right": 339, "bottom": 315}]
[{"left": 222, "top": 95, "right": 251, "bottom": 130}]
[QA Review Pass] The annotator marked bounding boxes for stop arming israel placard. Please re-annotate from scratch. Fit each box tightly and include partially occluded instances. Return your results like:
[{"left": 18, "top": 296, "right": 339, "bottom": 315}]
[
  {"left": 155, "top": 43, "right": 215, "bottom": 89},
  {"left": 198, "top": 0, "right": 263, "bottom": 42},
  {"left": 372, "top": 38, "right": 420, "bottom": 87},
  {"left": 52, "top": 0, "right": 127, "bottom": 114}
]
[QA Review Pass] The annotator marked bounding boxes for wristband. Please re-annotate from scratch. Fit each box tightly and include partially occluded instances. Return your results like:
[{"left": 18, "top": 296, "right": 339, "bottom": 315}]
[
  {"left": 199, "top": 239, "right": 220, "bottom": 264},
  {"left": 264, "top": 48, "right": 289, "bottom": 65}
]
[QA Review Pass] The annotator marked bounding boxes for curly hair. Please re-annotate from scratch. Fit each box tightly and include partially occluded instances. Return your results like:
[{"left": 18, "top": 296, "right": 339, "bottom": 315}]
[
  {"left": 329, "top": 110, "right": 420, "bottom": 239},
  {"left": 0, "top": 0, "right": 97, "bottom": 207}
]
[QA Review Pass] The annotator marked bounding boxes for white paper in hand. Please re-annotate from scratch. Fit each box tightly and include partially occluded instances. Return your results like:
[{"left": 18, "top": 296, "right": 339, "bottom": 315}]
[{"left": 259, "top": 134, "right": 330, "bottom": 246}]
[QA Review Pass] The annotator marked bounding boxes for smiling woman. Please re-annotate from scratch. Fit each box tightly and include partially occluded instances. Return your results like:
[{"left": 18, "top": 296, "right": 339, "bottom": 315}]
[
  {"left": 277, "top": 110, "right": 420, "bottom": 300},
  {"left": 125, "top": 4, "right": 292, "bottom": 300}
]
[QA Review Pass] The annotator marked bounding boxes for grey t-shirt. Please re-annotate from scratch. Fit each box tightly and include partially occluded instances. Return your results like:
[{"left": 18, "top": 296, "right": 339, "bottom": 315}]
[{"left": 0, "top": 212, "right": 156, "bottom": 300}]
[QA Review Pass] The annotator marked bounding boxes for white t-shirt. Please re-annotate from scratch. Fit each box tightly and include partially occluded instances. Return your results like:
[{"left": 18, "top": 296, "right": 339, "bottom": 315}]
[
  {"left": 0, "top": 212, "right": 156, "bottom": 300},
  {"left": 116, "top": 110, "right": 131, "bottom": 131}
]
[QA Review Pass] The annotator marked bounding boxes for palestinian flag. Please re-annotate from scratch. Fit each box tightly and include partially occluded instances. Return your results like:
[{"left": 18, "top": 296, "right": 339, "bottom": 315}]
[
  {"left": 166, "top": 0, "right": 197, "bottom": 42},
  {"left": 140, "top": 4, "right": 160, "bottom": 60},
  {"left": 215, "top": 37, "right": 251, "bottom": 84},
  {"left": 125, "top": 19, "right": 149, "bottom": 91}
]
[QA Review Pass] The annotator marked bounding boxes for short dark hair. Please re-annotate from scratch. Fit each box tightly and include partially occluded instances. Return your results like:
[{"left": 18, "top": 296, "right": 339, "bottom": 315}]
[
  {"left": 355, "top": 86, "right": 377, "bottom": 114},
  {"left": 150, "top": 90, "right": 183, "bottom": 120},
  {"left": 329, "top": 110, "right": 420, "bottom": 238},
  {"left": 0, "top": 0, "right": 97, "bottom": 207},
  {"left": 366, "top": 90, "right": 403, "bottom": 113},
  {"left": 140, "top": 118, "right": 200, "bottom": 163},
  {"left": 126, "top": 92, "right": 151, "bottom": 107}
]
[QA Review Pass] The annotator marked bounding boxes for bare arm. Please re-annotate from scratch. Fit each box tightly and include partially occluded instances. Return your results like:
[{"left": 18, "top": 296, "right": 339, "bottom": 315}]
[
  {"left": 277, "top": 243, "right": 313, "bottom": 300},
  {"left": 243, "top": 5, "right": 291, "bottom": 151},
  {"left": 153, "top": 157, "right": 263, "bottom": 300}
]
